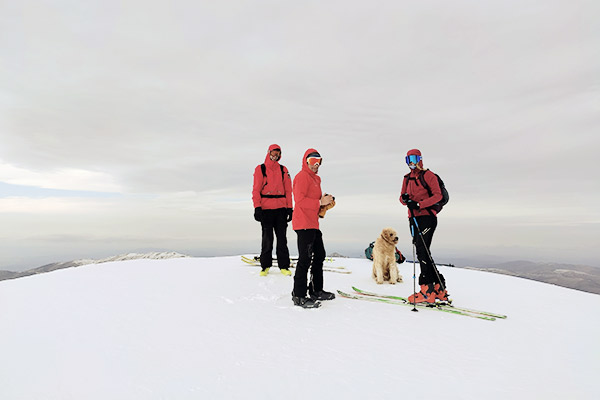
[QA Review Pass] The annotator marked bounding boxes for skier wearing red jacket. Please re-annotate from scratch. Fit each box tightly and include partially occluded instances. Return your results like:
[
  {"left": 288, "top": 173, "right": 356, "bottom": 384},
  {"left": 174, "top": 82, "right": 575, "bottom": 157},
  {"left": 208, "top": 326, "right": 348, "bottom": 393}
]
[
  {"left": 291, "top": 148, "right": 335, "bottom": 308},
  {"left": 400, "top": 148, "right": 449, "bottom": 303},
  {"left": 252, "top": 144, "right": 293, "bottom": 276}
]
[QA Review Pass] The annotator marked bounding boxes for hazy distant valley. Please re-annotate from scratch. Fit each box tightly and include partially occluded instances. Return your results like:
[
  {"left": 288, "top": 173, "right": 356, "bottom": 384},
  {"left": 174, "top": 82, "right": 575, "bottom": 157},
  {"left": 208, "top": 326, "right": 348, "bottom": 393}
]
[{"left": 465, "top": 261, "right": 600, "bottom": 295}]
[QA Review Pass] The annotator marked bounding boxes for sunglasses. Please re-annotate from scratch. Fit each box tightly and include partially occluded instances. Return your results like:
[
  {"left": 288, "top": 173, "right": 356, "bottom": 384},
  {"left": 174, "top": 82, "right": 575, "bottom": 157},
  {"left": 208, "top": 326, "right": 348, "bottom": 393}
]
[
  {"left": 307, "top": 156, "right": 322, "bottom": 167},
  {"left": 405, "top": 155, "right": 422, "bottom": 165}
]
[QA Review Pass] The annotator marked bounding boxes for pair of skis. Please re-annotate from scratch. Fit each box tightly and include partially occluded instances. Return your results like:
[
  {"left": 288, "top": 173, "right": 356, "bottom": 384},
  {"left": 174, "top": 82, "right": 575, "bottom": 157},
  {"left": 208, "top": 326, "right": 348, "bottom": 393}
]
[
  {"left": 338, "top": 287, "right": 507, "bottom": 321},
  {"left": 240, "top": 255, "right": 351, "bottom": 274},
  {"left": 243, "top": 255, "right": 335, "bottom": 263}
]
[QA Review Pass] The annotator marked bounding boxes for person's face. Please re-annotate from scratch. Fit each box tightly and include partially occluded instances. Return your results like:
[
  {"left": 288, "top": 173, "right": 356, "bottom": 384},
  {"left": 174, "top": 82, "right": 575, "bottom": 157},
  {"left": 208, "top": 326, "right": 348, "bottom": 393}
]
[
  {"left": 307, "top": 156, "right": 322, "bottom": 173},
  {"left": 405, "top": 154, "right": 421, "bottom": 170},
  {"left": 269, "top": 149, "right": 281, "bottom": 161}
]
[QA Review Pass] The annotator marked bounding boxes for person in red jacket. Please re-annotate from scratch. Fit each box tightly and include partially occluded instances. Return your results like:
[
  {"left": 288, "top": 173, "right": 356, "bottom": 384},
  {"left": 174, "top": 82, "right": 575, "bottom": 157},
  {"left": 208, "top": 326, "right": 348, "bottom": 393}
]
[
  {"left": 291, "top": 148, "right": 335, "bottom": 308},
  {"left": 252, "top": 144, "right": 293, "bottom": 276},
  {"left": 399, "top": 148, "right": 449, "bottom": 303}
]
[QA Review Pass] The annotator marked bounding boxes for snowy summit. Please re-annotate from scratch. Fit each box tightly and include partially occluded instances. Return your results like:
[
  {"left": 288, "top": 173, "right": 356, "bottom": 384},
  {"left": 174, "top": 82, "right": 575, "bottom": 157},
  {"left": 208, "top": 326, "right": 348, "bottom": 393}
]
[{"left": 1, "top": 256, "right": 598, "bottom": 399}]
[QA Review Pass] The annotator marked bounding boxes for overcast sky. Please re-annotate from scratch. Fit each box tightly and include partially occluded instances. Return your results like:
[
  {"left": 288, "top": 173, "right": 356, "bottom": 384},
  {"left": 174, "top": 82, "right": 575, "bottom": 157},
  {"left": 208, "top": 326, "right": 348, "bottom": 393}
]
[{"left": 1, "top": 0, "right": 599, "bottom": 271}]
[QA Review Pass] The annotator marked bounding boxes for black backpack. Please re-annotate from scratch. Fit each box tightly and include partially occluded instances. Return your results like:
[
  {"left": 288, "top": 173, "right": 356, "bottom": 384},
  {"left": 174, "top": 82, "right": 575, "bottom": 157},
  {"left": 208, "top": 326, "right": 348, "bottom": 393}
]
[
  {"left": 260, "top": 163, "right": 286, "bottom": 199},
  {"left": 404, "top": 170, "right": 449, "bottom": 213}
]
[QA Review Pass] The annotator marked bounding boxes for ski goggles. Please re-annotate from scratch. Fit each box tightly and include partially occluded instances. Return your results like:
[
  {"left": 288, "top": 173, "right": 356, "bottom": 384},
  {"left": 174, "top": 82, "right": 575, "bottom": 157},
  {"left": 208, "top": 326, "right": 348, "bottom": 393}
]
[
  {"left": 270, "top": 149, "right": 281, "bottom": 158},
  {"left": 405, "top": 155, "right": 422, "bottom": 165},
  {"left": 307, "top": 156, "right": 322, "bottom": 167}
]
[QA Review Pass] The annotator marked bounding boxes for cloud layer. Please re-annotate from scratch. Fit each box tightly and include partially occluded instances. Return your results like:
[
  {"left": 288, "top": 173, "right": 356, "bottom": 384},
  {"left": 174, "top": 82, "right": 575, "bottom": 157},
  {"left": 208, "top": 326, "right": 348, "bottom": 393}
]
[{"left": 1, "top": 0, "right": 599, "bottom": 270}]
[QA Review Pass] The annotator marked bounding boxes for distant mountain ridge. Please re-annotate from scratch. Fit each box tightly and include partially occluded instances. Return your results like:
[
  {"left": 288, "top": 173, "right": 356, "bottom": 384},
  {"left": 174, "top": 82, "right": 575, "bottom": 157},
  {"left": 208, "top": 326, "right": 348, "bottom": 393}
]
[
  {"left": 0, "top": 252, "right": 189, "bottom": 282},
  {"left": 2, "top": 254, "right": 599, "bottom": 296},
  {"left": 464, "top": 261, "right": 600, "bottom": 295}
]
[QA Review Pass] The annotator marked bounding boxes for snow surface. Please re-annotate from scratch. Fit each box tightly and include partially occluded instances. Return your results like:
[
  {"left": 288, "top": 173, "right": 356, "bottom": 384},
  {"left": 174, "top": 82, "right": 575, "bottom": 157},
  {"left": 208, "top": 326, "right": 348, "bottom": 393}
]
[{"left": 1, "top": 256, "right": 599, "bottom": 399}]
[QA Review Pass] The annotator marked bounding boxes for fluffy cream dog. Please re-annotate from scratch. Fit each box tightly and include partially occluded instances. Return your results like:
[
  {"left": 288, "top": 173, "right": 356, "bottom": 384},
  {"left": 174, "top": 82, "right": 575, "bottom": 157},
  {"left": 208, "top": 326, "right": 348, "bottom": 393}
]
[{"left": 372, "top": 228, "right": 403, "bottom": 284}]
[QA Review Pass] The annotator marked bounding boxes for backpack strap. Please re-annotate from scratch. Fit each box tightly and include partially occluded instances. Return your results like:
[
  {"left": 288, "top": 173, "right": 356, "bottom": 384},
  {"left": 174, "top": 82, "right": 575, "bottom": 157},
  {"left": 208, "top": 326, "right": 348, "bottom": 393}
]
[
  {"left": 419, "top": 171, "right": 437, "bottom": 215},
  {"left": 260, "top": 164, "right": 267, "bottom": 191},
  {"left": 404, "top": 173, "right": 424, "bottom": 196},
  {"left": 261, "top": 164, "right": 285, "bottom": 179},
  {"left": 418, "top": 171, "right": 433, "bottom": 197}
]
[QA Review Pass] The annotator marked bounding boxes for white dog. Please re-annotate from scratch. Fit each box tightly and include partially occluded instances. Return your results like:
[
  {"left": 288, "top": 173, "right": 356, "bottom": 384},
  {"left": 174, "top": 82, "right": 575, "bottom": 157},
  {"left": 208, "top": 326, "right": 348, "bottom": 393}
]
[{"left": 372, "top": 227, "right": 403, "bottom": 284}]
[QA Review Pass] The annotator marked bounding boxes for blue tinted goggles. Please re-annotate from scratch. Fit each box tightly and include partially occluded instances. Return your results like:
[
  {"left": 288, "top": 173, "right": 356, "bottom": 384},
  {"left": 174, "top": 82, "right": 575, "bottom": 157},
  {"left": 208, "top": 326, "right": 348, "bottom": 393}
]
[{"left": 405, "top": 155, "right": 422, "bottom": 165}]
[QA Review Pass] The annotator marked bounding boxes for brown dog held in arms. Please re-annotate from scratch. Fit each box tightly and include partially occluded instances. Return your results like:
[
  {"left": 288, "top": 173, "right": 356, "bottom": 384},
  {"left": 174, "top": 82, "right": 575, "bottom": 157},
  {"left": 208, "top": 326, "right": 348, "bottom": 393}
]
[{"left": 372, "top": 227, "right": 403, "bottom": 284}]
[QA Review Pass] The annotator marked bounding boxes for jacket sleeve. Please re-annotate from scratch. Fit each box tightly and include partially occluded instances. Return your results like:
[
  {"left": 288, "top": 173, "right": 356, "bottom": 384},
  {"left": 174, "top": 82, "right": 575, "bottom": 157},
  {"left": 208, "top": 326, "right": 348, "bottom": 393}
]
[
  {"left": 283, "top": 166, "right": 293, "bottom": 208},
  {"left": 293, "top": 173, "right": 320, "bottom": 214},
  {"left": 399, "top": 175, "right": 408, "bottom": 205},
  {"left": 418, "top": 171, "right": 443, "bottom": 209},
  {"left": 252, "top": 166, "right": 264, "bottom": 209}
]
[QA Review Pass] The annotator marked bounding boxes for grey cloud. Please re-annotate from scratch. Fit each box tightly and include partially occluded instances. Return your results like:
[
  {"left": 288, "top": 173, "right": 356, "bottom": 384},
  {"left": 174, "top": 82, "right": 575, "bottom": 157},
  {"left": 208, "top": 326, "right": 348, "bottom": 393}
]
[{"left": 0, "top": 0, "right": 599, "bottom": 268}]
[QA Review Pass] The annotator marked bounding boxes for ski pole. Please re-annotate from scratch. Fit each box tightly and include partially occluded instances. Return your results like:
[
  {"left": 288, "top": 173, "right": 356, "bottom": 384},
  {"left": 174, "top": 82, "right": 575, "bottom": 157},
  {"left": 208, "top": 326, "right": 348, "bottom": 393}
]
[{"left": 410, "top": 224, "right": 418, "bottom": 312}]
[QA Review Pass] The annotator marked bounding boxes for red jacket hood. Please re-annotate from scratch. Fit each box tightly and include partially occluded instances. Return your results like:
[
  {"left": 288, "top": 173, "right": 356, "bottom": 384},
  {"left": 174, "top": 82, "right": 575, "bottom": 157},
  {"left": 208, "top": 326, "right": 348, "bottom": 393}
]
[
  {"left": 264, "top": 144, "right": 282, "bottom": 167},
  {"left": 407, "top": 148, "right": 424, "bottom": 169},
  {"left": 292, "top": 148, "right": 322, "bottom": 230},
  {"left": 301, "top": 148, "right": 320, "bottom": 175}
]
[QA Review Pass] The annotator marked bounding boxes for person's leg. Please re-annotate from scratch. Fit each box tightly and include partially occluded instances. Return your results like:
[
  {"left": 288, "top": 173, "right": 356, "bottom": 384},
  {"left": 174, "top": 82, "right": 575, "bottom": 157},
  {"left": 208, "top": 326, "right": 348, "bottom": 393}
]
[
  {"left": 308, "top": 230, "right": 334, "bottom": 300},
  {"left": 259, "top": 210, "right": 276, "bottom": 271},
  {"left": 273, "top": 208, "right": 291, "bottom": 270},
  {"left": 412, "top": 215, "right": 439, "bottom": 285},
  {"left": 293, "top": 229, "right": 316, "bottom": 298},
  {"left": 309, "top": 230, "right": 325, "bottom": 294}
]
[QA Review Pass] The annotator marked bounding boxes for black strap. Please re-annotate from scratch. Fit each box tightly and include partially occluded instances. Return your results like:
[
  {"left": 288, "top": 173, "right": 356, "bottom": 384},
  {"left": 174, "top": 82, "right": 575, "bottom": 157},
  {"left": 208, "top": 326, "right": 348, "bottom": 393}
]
[
  {"left": 419, "top": 171, "right": 433, "bottom": 196},
  {"left": 260, "top": 163, "right": 286, "bottom": 197},
  {"left": 261, "top": 164, "right": 285, "bottom": 179}
]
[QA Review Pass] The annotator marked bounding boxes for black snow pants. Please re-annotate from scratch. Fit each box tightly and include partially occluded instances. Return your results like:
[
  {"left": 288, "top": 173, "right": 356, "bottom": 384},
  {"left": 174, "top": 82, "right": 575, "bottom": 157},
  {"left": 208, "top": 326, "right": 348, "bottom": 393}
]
[
  {"left": 260, "top": 208, "right": 290, "bottom": 270},
  {"left": 293, "top": 229, "right": 326, "bottom": 298},
  {"left": 409, "top": 214, "right": 445, "bottom": 286}
]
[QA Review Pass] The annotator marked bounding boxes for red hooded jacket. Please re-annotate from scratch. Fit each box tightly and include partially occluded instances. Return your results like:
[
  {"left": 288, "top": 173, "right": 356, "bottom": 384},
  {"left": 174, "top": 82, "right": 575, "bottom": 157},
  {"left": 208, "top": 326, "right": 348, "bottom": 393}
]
[
  {"left": 292, "top": 148, "right": 322, "bottom": 230},
  {"left": 399, "top": 149, "right": 443, "bottom": 217},
  {"left": 252, "top": 144, "right": 292, "bottom": 210}
]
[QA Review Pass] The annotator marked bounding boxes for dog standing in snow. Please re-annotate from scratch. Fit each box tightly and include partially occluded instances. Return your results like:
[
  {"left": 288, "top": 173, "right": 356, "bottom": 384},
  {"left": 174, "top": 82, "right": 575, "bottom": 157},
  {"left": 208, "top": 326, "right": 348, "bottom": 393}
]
[{"left": 372, "top": 227, "right": 403, "bottom": 284}]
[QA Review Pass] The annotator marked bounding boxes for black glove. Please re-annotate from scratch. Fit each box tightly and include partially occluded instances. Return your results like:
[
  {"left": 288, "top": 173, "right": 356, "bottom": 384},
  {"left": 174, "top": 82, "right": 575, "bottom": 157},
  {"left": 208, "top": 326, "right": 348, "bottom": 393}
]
[
  {"left": 254, "top": 207, "right": 262, "bottom": 222},
  {"left": 406, "top": 200, "right": 420, "bottom": 210},
  {"left": 286, "top": 208, "right": 293, "bottom": 222},
  {"left": 401, "top": 193, "right": 410, "bottom": 203}
]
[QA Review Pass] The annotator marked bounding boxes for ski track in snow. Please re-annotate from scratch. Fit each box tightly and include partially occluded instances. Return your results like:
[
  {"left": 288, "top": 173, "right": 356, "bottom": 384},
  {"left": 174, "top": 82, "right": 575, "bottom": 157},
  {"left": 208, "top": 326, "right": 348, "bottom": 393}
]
[{"left": 0, "top": 256, "right": 599, "bottom": 399}]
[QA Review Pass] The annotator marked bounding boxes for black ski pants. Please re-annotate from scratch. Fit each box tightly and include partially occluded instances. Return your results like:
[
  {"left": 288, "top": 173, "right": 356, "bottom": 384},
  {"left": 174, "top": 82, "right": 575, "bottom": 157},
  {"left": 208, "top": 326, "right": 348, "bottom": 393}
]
[
  {"left": 409, "top": 214, "right": 445, "bottom": 286},
  {"left": 293, "top": 229, "right": 326, "bottom": 298},
  {"left": 260, "top": 208, "right": 290, "bottom": 270}
]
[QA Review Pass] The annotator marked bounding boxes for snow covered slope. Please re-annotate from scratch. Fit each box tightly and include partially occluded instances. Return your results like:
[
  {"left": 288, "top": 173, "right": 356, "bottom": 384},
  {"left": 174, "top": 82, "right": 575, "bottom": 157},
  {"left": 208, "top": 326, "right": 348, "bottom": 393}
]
[{"left": 1, "top": 256, "right": 598, "bottom": 399}]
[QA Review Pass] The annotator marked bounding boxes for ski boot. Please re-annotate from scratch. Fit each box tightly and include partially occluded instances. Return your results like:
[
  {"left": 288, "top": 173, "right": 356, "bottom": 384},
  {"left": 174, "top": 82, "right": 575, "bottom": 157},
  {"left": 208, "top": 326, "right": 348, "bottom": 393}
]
[
  {"left": 292, "top": 296, "right": 321, "bottom": 309},
  {"left": 434, "top": 283, "right": 449, "bottom": 302},
  {"left": 309, "top": 290, "right": 336, "bottom": 301},
  {"left": 407, "top": 283, "right": 436, "bottom": 304},
  {"left": 280, "top": 268, "right": 292, "bottom": 276},
  {"left": 259, "top": 268, "right": 270, "bottom": 277}
]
